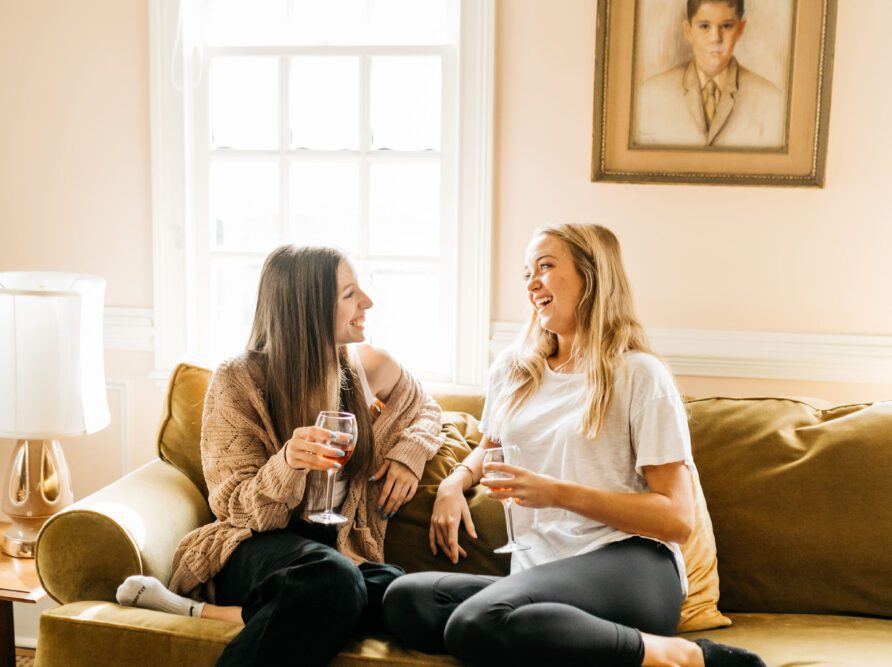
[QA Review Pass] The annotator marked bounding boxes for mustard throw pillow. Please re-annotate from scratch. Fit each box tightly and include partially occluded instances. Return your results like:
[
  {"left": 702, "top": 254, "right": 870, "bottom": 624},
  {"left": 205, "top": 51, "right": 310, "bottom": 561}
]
[
  {"left": 157, "top": 363, "right": 213, "bottom": 498},
  {"left": 677, "top": 467, "right": 732, "bottom": 632}
]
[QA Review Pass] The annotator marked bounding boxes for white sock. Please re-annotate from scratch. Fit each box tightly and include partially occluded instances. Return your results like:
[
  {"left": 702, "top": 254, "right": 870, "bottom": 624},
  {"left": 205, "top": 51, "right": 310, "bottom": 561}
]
[{"left": 116, "top": 575, "right": 206, "bottom": 618}]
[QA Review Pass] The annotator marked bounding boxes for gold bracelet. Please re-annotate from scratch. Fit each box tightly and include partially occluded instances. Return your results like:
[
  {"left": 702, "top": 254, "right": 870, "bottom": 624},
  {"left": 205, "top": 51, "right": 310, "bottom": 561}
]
[{"left": 448, "top": 462, "right": 475, "bottom": 482}]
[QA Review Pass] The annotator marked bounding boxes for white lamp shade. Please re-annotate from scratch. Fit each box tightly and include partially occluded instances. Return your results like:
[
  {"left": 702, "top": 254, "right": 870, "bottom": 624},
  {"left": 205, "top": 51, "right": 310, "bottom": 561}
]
[{"left": 0, "top": 272, "right": 110, "bottom": 438}]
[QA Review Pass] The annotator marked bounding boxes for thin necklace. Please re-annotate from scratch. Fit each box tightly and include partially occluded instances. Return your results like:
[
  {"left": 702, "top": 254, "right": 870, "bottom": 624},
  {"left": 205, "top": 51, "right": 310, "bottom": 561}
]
[{"left": 551, "top": 356, "right": 574, "bottom": 373}]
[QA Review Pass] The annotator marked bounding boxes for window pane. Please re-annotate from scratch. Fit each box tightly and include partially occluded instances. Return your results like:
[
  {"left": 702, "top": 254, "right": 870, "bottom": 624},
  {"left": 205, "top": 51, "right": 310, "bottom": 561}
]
[
  {"left": 210, "top": 260, "right": 263, "bottom": 359},
  {"left": 368, "top": 0, "right": 448, "bottom": 45},
  {"left": 210, "top": 58, "right": 279, "bottom": 149},
  {"left": 290, "top": 57, "right": 359, "bottom": 150},
  {"left": 370, "top": 57, "right": 441, "bottom": 151},
  {"left": 290, "top": 162, "right": 360, "bottom": 254},
  {"left": 290, "top": 0, "right": 366, "bottom": 45},
  {"left": 210, "top": 161, "right": 279, "bottom": 249},
  {"left": 366, "top": 267, "right": 444, "bottom": 375},
  {"left": 206, "top": 0, "right": 449, "bottom": 46},
  {"left": 204, "top": 0, "right": 289, "bottom": 46},
  {"left": 369, "top": 162, "right": 439, "bottom": 257}
]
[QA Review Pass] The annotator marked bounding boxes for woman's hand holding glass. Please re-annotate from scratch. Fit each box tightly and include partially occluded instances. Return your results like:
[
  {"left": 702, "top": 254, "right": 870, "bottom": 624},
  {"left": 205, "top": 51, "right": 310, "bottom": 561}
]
[
  {"left": 307, "top": 412, "right": 358, "bottom": 525},
  {"left": 481, "top": 458, "right": 559, "bottom": 510},
  {"left": 284, "top": 425, "right": 354, "bottom": 472},
  {"left": 481, "top": 446, "right": 533, "bottom": 553}
]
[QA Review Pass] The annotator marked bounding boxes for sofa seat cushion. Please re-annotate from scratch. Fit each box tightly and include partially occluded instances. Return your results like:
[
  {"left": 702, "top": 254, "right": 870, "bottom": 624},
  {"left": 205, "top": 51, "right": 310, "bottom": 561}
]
[
  {"left": 332, "top": 638, "right": 458, "bottom": 666},
  {"left": 38, "top": 604, "right": 891, "bottom": 667},
  {"left": 35, "top": 601, "right": 241, "bottom": 667},
  {"left": 682, "top": 612, "right": 892, "bottom": 666}
]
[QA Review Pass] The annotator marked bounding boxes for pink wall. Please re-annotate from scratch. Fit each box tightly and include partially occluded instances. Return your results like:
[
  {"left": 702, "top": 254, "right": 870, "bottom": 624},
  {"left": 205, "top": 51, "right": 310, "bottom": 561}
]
[
  {"left": 0, "top": 0, "right": 890, "bottom": 411},
  {"left": 493, "top": 0, "right": 892, "bottom": 400},
  {"left": 0, "top": 0, "right": 152, "bottom": 307}
]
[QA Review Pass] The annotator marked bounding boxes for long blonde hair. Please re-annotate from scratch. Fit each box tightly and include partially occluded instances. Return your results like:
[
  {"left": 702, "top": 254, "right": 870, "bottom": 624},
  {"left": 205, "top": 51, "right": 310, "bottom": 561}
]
[
  {"left": 493, "top": 224, "right": 652, "bottom": 439},
  {"left": 246, "top": 245, "right": 374, "bottom": 478}
]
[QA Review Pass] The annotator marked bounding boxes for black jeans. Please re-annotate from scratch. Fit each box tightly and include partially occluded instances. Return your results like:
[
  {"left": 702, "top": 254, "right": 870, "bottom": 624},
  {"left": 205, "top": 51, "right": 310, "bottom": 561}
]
[
  {"left": 214, "top": 518, "right": 404, "bottom": 666},
  {"left": 383, "top": 537, "right": 682, "bottom": 667}
]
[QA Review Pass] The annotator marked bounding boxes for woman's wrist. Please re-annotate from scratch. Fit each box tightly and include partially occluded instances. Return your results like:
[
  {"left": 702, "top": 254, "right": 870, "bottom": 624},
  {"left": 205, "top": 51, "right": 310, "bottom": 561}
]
[
  {"left": 441, "top": 469, "right": 472, "bottom": 493},
  {"left": 449, "top": 462, "right": 475, "bottom": 483}
]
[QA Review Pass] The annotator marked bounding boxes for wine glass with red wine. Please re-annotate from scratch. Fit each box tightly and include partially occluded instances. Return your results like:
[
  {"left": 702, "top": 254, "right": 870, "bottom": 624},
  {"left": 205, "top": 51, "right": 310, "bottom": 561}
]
[{"left": 308, "top": 411, "right": 357, "bottom": 525}]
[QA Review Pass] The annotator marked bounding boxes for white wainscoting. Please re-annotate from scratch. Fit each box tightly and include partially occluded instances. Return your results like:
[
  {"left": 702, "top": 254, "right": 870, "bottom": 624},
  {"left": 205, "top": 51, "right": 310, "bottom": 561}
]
[
  {"left": 104, "top": 308, "right": 892, "bottom": 385},
  {"left": 105, "top": 380, "right": 131, "bottom": 477},
  {"left": 491, "top": 322, "right": 892, "bottom": 385},
  {"left": 104, "top": 307, "right": 154, "bottom": 351}
]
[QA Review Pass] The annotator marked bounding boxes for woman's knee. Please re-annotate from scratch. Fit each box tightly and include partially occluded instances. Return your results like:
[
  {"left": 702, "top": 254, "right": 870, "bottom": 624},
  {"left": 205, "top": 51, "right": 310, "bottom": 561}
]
[
  {"left": 382, "top": 573, "right": 445, "bottom": 651},
  {"left": 286, "top": 549, "right": 367, "bottom": 615},
  {"left": 443, "top": 598, "right": 506, "bottom": 662}
]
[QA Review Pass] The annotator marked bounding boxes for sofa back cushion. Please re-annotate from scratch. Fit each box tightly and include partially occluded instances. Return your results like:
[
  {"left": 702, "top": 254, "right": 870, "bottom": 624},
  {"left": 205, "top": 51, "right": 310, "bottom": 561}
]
[
  {"left": 157, "top": 363, "right": 212, "bottom": 498},
  {"left": 687, "top": 397, "right": 892, "bottom": 618}
]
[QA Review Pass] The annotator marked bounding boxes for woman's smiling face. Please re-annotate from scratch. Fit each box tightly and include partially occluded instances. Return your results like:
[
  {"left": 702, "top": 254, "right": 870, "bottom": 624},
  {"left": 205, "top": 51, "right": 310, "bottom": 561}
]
[
  {"left": 334, "top": 259, "right": 373, "bottom": 346},
  {"left": 523, "top": 233, "right": 584, "bottom": 339}
]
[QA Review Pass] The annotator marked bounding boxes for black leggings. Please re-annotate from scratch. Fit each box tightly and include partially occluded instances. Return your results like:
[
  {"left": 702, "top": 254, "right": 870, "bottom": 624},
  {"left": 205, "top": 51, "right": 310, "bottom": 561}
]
[
  {"left": 213, "top": 518, "right": 404, "bottom": 666},
  {"left": 383, "top": 537, "right": 682, "bottom": 667}
]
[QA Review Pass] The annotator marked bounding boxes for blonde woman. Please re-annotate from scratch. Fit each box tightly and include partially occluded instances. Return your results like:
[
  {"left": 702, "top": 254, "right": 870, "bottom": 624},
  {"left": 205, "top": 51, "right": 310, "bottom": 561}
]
[
  {"left": 383, "top": 225, "right": 764, "bottom": 667},
  {"left": 116, "top": 245, "right": 443, "bottom": 666}
]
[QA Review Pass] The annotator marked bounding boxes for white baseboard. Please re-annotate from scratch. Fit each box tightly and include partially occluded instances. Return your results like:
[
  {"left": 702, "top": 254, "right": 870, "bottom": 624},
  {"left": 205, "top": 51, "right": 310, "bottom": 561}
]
[{"left": 491, "top": 322, "right": 892, "bottom": 385}]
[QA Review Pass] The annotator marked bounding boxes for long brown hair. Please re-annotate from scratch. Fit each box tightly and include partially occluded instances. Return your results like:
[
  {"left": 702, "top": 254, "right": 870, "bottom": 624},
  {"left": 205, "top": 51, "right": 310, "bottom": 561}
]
[
  {"left": 247, "top": 245, "right": 374, "bottom": 479},
  {"left": 491, "top": 224, "right": 652, "bottom": 439}
]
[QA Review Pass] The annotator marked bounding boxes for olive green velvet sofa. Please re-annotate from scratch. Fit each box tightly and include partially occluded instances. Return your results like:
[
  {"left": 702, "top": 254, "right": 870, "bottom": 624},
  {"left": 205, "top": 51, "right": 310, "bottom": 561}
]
[{"left": 33, "top": 364, "right": 892, "bottom": 666}]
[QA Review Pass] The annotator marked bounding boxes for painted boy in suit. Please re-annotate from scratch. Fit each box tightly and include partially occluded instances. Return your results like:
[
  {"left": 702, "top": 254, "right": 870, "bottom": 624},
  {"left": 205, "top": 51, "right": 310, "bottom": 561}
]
[{"left": 635, "top": 0, "right": 785, "bottom": 148}]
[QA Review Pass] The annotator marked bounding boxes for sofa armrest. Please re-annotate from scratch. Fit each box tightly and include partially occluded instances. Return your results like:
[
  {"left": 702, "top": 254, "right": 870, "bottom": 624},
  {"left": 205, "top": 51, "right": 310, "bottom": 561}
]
[{"left": 36, "top": 458, "right": 212, "bottom": 604}]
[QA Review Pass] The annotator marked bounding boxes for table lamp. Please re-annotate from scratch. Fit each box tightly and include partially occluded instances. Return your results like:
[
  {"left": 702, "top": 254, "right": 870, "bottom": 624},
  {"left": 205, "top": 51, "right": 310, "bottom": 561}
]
[{"left": 0, "top": 272, "right": 110, "bottom": 558}]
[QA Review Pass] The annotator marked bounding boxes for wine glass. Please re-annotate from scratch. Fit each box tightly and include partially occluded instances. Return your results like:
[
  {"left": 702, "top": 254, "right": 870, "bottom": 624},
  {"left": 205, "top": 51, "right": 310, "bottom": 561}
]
[
  {"left": 482, "top": 445, "right": 531, "bottom": 554},
  {"left": 308, "top": 411, "right": 358, "bottom": 525}
]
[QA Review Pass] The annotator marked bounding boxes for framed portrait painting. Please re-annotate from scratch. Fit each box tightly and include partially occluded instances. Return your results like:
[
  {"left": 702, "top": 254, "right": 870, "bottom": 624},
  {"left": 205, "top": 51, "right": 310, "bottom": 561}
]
[{"left": 592, "top": 0, "right": 838, "bottom": 186}]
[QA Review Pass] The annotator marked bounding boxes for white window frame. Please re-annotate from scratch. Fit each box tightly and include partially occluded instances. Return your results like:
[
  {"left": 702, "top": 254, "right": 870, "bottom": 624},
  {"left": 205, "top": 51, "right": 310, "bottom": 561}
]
[{"left": 149, "top": 0, "right": 494, "bottom": 391}]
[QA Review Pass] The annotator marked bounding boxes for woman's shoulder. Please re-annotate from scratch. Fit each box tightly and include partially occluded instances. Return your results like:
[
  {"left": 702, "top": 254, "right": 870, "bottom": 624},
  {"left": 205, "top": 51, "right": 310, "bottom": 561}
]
[
  {"left": 352, "top": 344, "right": 402, "bottom": 398},
  {"left": 209, "top": 352, "right": 265, "bottom": 395},
  {"left": 352, "top": 343, "right": 397, "bottom": 373},
  {"left": 621, "top": 351, "right": 677, "bottom": 394},
  {"left": 488, "top": 347, "right": 517, "bottom": 382}
]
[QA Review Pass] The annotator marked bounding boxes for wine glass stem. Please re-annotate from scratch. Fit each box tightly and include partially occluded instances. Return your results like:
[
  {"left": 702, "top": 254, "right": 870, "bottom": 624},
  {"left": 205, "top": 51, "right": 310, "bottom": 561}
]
[
  {"left": 502, "top": 499, "right": 518, "bottom": 544},
  {"left": 324, "top": 468, "right": 336, "bottom": 513}
]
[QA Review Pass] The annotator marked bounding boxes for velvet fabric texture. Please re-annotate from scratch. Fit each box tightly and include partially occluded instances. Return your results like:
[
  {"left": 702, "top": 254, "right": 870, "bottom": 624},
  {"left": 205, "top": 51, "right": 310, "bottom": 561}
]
[
  {"left": 156, "top": 363, "right": 211, "bottom": 498},
  {"left": 36, "top": 459, "right": 212, "bottom": 604}
]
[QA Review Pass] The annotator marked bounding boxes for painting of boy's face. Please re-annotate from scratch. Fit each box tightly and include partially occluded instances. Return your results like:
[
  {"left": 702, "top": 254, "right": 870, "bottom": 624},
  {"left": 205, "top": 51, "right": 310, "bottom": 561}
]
[{"left": 683, "top": 2, "right": 747, "bottom": 77}]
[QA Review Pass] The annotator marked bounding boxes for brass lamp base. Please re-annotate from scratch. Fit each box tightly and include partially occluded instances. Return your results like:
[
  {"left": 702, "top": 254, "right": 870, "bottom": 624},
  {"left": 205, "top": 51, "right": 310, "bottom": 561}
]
[{"left": 2, "top": 439, "right": 74, "bottom": 558}]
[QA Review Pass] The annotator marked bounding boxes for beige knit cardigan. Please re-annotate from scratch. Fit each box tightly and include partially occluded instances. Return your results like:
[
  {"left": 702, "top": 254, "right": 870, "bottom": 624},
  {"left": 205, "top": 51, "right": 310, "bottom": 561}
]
[{"left": 168, "top": 353, "right": 444, "bottom": 598}]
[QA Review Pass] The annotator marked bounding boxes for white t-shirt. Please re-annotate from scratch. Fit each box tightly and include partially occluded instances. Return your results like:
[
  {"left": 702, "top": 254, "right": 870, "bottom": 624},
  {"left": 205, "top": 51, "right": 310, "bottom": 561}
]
[{"left": 479, "top": 351, "right": 693, "bottom": 595}]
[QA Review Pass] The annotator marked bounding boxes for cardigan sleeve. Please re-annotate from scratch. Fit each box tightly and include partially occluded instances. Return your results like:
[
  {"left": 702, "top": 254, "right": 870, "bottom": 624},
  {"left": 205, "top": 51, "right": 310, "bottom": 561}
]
[
  {"left": 379, "top": 370, "right": 445, "bottom": 479},
  {"left": 200, "top": 362, "right": 309, "bottom": 532}
]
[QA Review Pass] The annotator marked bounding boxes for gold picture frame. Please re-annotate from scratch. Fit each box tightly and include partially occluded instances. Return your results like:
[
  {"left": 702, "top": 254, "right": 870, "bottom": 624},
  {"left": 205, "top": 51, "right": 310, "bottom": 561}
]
[{"left": 592, "top": 0, "right": 838, "bottom": 186}]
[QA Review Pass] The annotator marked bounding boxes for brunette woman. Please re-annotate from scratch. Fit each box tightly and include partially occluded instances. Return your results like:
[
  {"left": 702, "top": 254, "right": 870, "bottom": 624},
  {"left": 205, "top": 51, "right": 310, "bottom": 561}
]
[{"left": 117, "top": 245, "right": 443, "bottom": 666}]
